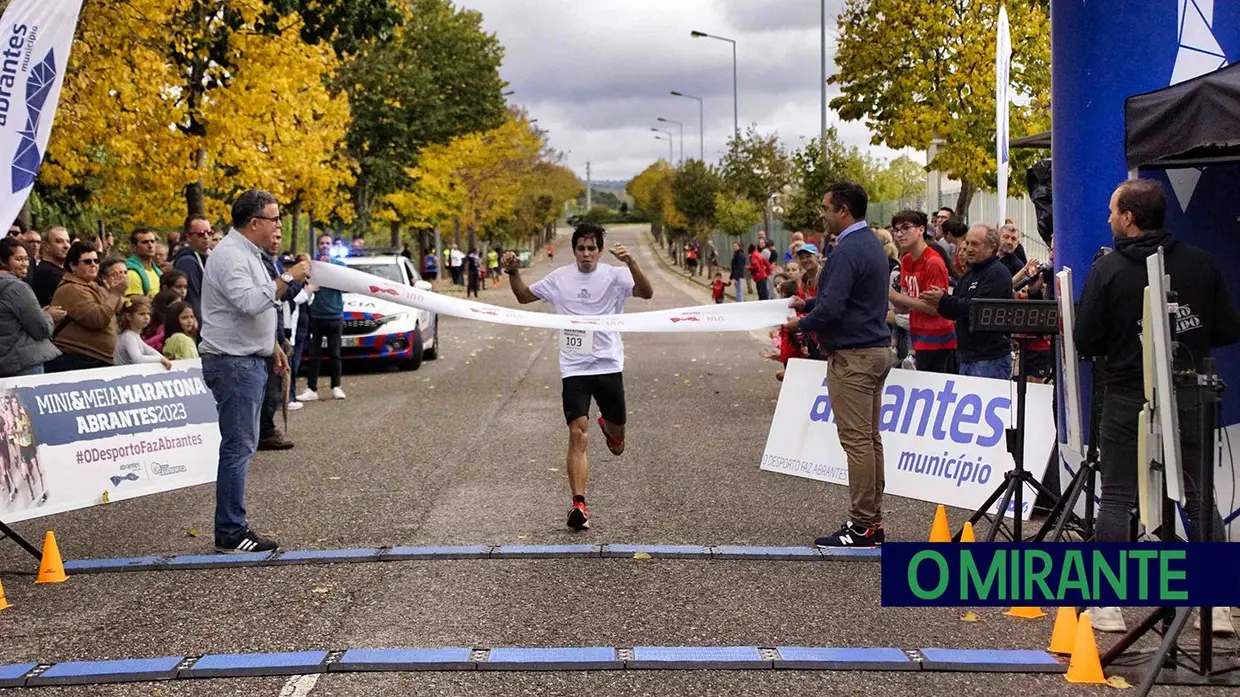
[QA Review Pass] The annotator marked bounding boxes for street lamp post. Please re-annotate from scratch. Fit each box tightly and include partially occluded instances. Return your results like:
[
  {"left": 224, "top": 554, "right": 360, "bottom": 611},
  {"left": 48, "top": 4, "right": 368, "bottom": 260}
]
[
  {"left": 653, "top": 132, "right": 673, "bottom": 164},
  {"left": 656, "top": 117, "right": 683, "bottom": 165},
  {"left": 670, "top": 91, "right": 704, "bottom": 161},
  {"left": 690, "top": 30, "right": 738, "bottom": 139},
  {"left": 821, "top": 0, "right": 827, "bottom": 150}
]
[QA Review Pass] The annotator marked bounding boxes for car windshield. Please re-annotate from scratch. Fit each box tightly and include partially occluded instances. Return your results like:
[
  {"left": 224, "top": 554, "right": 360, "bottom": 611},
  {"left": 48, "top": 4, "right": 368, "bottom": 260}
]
[{"left": 349, "top": 263, "right": 404, "bottom": 284}]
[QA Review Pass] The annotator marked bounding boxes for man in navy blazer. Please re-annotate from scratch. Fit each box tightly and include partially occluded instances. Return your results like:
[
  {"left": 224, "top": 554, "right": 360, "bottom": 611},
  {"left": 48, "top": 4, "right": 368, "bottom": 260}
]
[{"left": 786, "top": 181, "right": 893, "bottom": 548}]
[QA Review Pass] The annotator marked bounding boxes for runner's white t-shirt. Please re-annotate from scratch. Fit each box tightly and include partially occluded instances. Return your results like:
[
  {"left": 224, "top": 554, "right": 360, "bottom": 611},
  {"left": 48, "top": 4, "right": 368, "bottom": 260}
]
[{"left": 529, "top": 263, "right": 636, "bottom": 378}]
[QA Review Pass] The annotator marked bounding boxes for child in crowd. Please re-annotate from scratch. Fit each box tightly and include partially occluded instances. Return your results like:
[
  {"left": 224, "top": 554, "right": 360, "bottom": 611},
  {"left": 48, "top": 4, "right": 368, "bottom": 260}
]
[
  {"left": 115, "top": 295, "right": 171, "bottom": 369},
  {"left": 710, "top": 271, "right": 727, "bottom": 304},
  {"left": 762, "top": 279, "right": 808, "bottom": 381},
  {"left": 161, "top": 300, "right": 199, "bottom": 361},
  {"left": 143, "top": 269, "right": 189, "bottom": 351}
]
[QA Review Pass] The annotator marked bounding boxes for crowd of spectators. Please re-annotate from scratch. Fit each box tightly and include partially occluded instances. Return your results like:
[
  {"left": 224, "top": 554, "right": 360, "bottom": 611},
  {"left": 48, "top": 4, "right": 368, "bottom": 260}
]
[
  {"left": 756, "top": 205, "right": 1052, "bottom": 385},
  {"left": 0, "top": 217, "right": 366, "bottom": 452}
]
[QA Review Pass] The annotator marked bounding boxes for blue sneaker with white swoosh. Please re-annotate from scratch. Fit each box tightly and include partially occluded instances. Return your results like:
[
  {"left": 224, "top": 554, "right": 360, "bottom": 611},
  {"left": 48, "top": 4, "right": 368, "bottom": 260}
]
[{"left": 815, "top": 521, "right": 884, "bottom": 548}]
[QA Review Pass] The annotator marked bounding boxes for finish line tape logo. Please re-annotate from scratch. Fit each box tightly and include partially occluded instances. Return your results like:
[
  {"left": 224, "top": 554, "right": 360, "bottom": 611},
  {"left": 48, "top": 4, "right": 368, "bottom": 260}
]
[
  {"left": 881, "top": 543, "right": 1240, "bottom": 608},
  {"left": 760, "top": 360, "right": 1057, "bottom": 519}
]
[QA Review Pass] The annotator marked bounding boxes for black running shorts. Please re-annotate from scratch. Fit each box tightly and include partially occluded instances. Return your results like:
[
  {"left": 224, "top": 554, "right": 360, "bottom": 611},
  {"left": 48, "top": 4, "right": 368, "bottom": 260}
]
[{"left": 562, "top": 372, "right": 627, "bottom": 426}]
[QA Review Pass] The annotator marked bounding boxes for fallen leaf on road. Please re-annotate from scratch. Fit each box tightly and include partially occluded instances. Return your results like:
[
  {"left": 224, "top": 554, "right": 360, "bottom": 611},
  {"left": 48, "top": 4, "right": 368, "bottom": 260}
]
[
  {"left": 546, "top": 468, "right": 558, "bottom": 472},
  {"left": 312, "top": 587, "right": 329, "bottom": 594},
  {"left": 518, "top": 534, "right": 529, "bottom": 540},
  {"left": 328, "top": 477, "right": 341, "bottom": 481},
  {"left": 632, "top": 552, "right": 651, "bottom": 560},
  {"left": 1107, "top": 676, "right": 1133, "bottom": 689},
  {"left": 683, "top": 379, "right": 691, "bottom": 385},
  {"left": 959, "top": 611, "right": 979, "bottom": 622},
  {"left": 184, "top": 529, "right": 198, "bottom": 538}
]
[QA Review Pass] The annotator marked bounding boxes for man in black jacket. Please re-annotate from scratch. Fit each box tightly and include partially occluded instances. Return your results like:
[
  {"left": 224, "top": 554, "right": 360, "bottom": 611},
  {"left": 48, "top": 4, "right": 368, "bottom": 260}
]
[
  {"left": 786, "top": 181, "right": 892, "bottom": 548},
  {"left": 1073, "top": 178, "right": 1239, "bottom": 634},
  {"left": 174, "top": 214, "right": 212, "bottom": 321},
  {"left": 921, "top": 224, "right": 1013, "bottom": 380}
]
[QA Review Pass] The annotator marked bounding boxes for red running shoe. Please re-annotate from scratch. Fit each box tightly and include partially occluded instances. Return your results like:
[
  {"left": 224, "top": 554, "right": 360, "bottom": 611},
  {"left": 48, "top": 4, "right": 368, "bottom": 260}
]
[
  {"left": 567, "top": 501, "right": 590, "bottom": 531},
  {"left": 597, "top": 417, "right": 624, "bottom": 456}
]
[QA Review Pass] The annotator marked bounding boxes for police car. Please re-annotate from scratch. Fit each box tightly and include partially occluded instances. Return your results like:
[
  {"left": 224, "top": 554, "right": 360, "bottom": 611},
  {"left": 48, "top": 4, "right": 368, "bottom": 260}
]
[{"left": 336, "top": 252, "right": 439, "bottom": 371}]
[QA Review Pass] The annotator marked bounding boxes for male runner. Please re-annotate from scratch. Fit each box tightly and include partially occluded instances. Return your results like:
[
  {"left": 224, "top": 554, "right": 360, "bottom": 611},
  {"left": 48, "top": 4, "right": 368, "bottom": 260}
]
[{"left": 501, "top": 222, "right": 654, "bottom": 530}]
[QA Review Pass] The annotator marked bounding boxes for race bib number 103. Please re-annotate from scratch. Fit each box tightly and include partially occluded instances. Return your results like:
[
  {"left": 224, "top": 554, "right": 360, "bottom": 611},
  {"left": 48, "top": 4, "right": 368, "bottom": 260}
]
[{"left": 560, "top": 328, "right": 594, "bottom": 355}]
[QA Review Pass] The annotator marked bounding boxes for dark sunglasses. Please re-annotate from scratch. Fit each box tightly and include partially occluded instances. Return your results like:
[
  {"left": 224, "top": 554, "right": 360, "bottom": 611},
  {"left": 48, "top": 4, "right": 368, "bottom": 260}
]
[{"left": 77, "top": 258, "right": 100, "bottom": 265}]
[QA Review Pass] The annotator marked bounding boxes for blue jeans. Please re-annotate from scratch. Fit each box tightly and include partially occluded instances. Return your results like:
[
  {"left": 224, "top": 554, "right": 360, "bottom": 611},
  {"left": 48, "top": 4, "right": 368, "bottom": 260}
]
[
  {"left": 958, "top": 354, "right": 1013, "bottom": 381},
  {"left": 203, "top": 355, "right": 266, "bottom": 542},
  {"left": 733, "top": 279, "right": 743, "bottom": 302}
]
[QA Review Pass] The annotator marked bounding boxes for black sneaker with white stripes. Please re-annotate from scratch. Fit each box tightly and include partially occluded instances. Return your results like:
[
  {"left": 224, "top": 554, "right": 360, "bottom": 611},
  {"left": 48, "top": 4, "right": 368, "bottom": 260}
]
[
  {"left": 215, "top": 528, "right": 279, "bottom": 554},
  {"left": 815, "top": 521, "right": 884, "bottom": 548}
]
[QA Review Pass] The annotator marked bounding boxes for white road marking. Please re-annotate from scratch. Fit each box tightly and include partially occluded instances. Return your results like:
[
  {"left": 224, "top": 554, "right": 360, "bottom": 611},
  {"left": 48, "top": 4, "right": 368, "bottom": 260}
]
[{"left": 279, "top": 674, "right": 320, "bottom": 697}]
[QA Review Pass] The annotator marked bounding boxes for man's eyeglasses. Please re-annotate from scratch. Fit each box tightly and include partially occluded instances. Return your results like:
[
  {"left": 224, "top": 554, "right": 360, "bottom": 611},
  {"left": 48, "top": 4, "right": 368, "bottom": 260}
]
[
  {"left": 254, "top": 215, "right": 282, "bottom": 225},
  {"left": 78, "top": 258, "right": 100, "bottom": 265}
]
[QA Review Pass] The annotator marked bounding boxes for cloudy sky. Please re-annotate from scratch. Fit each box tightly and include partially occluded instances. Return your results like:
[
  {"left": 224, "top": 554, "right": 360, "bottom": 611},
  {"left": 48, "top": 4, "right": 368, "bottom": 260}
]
[{"left": 456, "top": 0, "right": 915, "bottom": 182}]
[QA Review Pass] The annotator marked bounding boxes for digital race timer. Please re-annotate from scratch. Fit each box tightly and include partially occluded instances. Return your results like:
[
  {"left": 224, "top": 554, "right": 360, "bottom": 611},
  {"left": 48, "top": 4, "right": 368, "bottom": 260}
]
[{"left": 969, "top": 299, "right": 1059, "bottom": 335}]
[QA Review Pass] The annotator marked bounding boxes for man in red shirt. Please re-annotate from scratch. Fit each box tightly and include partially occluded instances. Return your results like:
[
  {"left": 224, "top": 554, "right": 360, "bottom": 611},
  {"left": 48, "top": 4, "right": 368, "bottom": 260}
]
[{"left": 888, "top": 210, "right": 957, "bottom": 373}]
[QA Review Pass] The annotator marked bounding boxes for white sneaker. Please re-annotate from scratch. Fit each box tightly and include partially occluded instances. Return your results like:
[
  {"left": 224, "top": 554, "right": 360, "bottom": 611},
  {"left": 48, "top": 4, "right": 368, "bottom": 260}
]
[
  {"left": 1087, "top": 606, "right": 1127, "bottom": 633},
  {"left": 331, "top": 387, "right": 346, "bottom": 400},
  {"left": 297, "top": 389, "right": 319, "bottom": 402},
  {"left": 1194, "top": 607, "right": 1236, "bottom": 635},
  {"left": 287, "top": 401, "right": 303, "bottom": 411}
]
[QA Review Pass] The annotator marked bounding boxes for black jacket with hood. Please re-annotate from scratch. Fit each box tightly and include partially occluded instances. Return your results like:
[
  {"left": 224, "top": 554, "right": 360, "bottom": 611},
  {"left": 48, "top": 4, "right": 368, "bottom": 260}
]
[{"left": 1075, "top": 230, "right": 1240, "bottom": 393}]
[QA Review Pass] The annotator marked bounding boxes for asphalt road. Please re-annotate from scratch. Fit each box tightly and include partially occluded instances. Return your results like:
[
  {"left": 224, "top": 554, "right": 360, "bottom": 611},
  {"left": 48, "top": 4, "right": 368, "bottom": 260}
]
[{"left": 0, "top": 225, "right": 1233, "bottom": 696}]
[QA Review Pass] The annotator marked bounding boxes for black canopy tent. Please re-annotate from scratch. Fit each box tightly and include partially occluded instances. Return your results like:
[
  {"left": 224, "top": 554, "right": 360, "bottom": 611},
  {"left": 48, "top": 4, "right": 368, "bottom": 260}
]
[{"left": 1125, "top": 61, "right": 1240, "bottom": 170}]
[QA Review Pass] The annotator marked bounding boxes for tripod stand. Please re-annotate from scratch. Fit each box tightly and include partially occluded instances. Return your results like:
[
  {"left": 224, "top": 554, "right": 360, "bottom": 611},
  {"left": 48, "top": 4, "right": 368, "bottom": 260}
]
[
  {"left": 1032, "top": 360, "right": 1103, "bottom": 542},
  {"left": 957, "top": 336, "right": 1065, "bottom": 542},
  {"left": 1099, "top": 358, "right": 1240, "bottom": 695}
]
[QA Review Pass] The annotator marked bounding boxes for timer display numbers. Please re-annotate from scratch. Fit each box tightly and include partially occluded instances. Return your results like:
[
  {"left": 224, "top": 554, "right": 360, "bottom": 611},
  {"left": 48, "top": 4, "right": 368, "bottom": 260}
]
[{"left": 970, "top": 299, "right": 1059, "bottom": 335}]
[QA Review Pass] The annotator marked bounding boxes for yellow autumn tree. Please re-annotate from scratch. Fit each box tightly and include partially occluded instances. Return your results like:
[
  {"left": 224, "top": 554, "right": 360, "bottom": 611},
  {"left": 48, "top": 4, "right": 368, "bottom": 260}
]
[
  {"left": 43, "top": 0, "right": 353, "bottom": 229},
  {"left": 386, "top": 111, "right": 548, "bottom": 246},
  {"left": 626, "top": 160, "right": 680, "bottom": 238}
]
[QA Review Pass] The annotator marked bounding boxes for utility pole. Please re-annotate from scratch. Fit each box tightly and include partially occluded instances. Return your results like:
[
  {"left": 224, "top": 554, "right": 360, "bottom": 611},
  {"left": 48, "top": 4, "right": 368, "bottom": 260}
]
[
  {"left": 821, "top": 0, "right": 827, "bottom": 161},
  {"left": 586, "top": 161, "right": 592, "bottom": 211}
]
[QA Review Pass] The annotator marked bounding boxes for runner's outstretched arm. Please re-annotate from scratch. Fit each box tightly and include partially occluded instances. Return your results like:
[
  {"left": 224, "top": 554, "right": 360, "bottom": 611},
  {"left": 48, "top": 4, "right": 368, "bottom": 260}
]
[
  {"left": 611, "top": 244, "right": 654, "bottom": 299},
  {"left": 501, "top": 252, "right": 539, "bottom": 304}
]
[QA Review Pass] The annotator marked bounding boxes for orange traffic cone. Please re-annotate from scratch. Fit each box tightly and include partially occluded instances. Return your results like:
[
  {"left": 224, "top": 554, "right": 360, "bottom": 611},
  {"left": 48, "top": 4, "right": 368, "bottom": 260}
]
[
  {"left": 929, "top": 505, "right": 951, "bottom": 542},
  {"left": 35, "top": 531, "right": 67, "bottom": 584},
  {"left": 960, "top": 521, "right": 976, "bottom": 543},
  {"left": 1049, "top": 607, "right": 1078, "bottom": 654},
  {"left": 0, "top": 576, "right": 10, "bottom": 610},
  {"left": 1065, "top": 610, "right": 1107, "bottom": 683},
  {"left": 1006, "top": 606, "right": 1047, "bottom": 619}
]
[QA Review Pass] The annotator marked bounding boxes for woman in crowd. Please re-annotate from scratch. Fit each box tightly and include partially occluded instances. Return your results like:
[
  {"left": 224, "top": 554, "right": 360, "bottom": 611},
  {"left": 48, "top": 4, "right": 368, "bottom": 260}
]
[
  {"left": 97, "top": 257, "right": 128, "bottom": 294},
  {"left": 729, "top": 240, "right": 746, "bottom": 302},
  {"left": 46, "top": 242, "right": 126, "bottom": 373},
  {"left": 161, "top": 300, "right": 200, "bottom": 361},
  {"left": 0, "top": 238, "right": 63, "bottom": 377}
]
